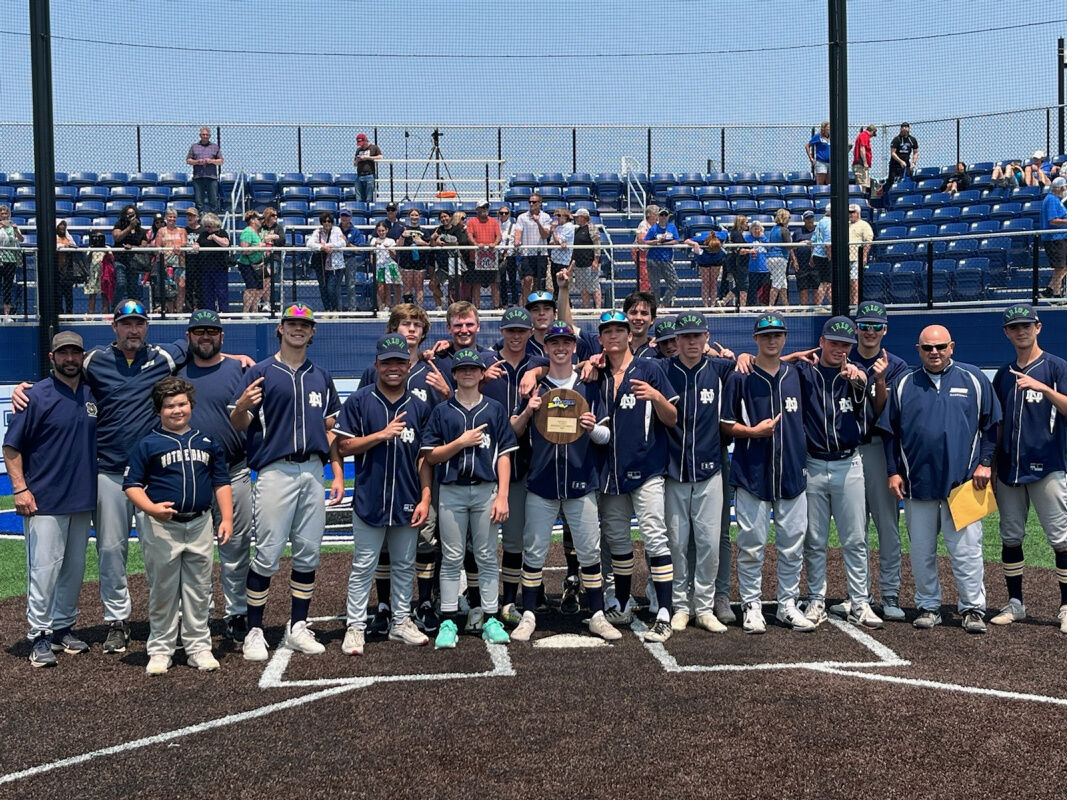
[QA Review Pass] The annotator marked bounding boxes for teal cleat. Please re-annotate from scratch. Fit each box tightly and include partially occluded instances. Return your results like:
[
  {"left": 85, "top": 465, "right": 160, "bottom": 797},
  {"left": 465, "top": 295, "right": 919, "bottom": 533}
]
[
  {"left": 434, "top": 619, "right": 459, "bottom": 650},
  {"left": 481, "top": 616, "right": 510, "bottom": 644}
]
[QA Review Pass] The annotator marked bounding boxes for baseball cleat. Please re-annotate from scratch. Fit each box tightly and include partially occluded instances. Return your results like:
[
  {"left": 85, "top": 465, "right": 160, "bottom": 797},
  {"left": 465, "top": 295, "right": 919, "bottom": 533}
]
[
  {"left": 415, "top": 601, "right": 440, "bottom": 634},
  {"left": 989, "top": 601, "right": 1026, "bottom": 625},
  {"left": 481, "top": 617, "right": 510, "bottom": 644},
  {"left": 670, "top": 611, "right": 690, "bottom": 631},
  {"left": 828, "top": 600, "right": 851, "bottom": 619},
  {"left": 847, "top": 601, "right": 884, "bottom": 630},
  {"left": 500, "top": 603, "right": 523, "bottom": 627},
  {"left": 643, "top": 619, "right": 673, "bottom": 643},
  {"left": 912, "top": 610, "right": 942, "bottom": 630},
  {"left": 243, "top": 627, "right": 269, "bottom": 661},
  {"left": 187, "top": 650, "right": 220, "bottom": 671},
  {"left": 713, "top": 595, "right": 736, "bottom": 624},
  {"left": 587, "top": 610, "right": 622, "bottom": 641},
  {"left": 1059, "top": 605, "right": 1067, "bottom": 634},
  {"left": 224, "top": 614, "right": 248, "bottom": 645},
  {"left": 342, "top": 625, "right": 365, "bottom": 656},
  {"left": 389, "top": 617, "right": 429, "bottom": 646},
  {"left": 742, "top": 602, "right": 766, "bottom": 635},
  {"left": 694, "top": 613, "right": 727, "bottom": 634},
  {"left": 102, "top": 621, "right": 130, "bottom": 654},
  {"left": 29, "top": 635, "right": 57, "bottom": 668},
  {"left": 434, "top": 620, "right": 459, "bottom": 650},
  {"left": 511, "top": 611, "right": 537, "bottom": 642},
  {"left": 560, "top": 576, "right": 581, "bottom": 614},
  {"left": 368, "top": 603, "right": 392, "bottom": 636},
  {"left": 284, "top": 620, "right": 326, "bottom": 654},
  {"left": 51, "top": 628, "right": 89, "bottom": 654},
  {"left": 604, "top": 602, "right": 634, "bottom": 627},
  {"left": 145, "top": 654, "right": 172, "bottom": 676},
  {"left": 880, "top": 596, "right": 907, "bottom": 622},
  {"left": 961, "top": 610, "right": 987, "bottom": 634},
  {"left": 803, "top": 599, "right": 827, "bottom": 626},
  {"left": 777, "top": 600, "right": 817, "bottom": 632},
  {"left": 464, "top": 607, "right": 485, "bottom": 634}
]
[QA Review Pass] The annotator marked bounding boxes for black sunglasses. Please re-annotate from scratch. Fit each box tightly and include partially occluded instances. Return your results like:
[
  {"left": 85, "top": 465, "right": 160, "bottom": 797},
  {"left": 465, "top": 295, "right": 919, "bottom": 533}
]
[
  {"left": 919, "top": 343, "right": 950, "bottom": 352},
  {"left": 857, "top": 322, "right": 885, "bottom": 332}
]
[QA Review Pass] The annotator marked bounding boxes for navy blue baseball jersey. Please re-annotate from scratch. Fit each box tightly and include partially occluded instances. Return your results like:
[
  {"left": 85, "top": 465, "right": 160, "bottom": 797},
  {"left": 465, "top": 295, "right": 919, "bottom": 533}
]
[
  {"left": 333, "top": 386, "right": 431, "bottom": 528},
  {"left": 598, "top": 356, "right": 678, "bottom": 495},
  {"left": 633, "top": 340, "right": 656, "bottom": 359},
  {"left": 123, "top": 427, "right": 229, "bottom": 514},
  {"left": 794, "top": 360, "right": 867, "bottom": 456},
  {"left": 878, "top": 361, "right": 1001, "bottom": 500},
  {"left": 4, "top": 375, "right": 98, "bottom": 515},
  {"left": 82, "top": 339, "right": 187, "bottom": 473},
  {"left": 517, "top": 374, "right": 603, "bottom": 500},
  {"left": 178, "top": 358, "right": 248, "bottom": 466},
  {"left": 422, "top": 396, "right": 518, "bottom": 485},
  {"left": 433, "top": 344, "right": 499, "bottom": 389},
  {"left": 481, "top": 354, "right": 538, "bottom": 481},
  {"left": 665, "top": 355, "right": 735, "bottom": 482},
  {"left": 993, "top": 353, "right": 1067, "bottom": 485},
  {"left": 359, "top": 360, "right": 447, "bottom": 409},
  {"left": 236, "top": 356, "right": 341, "bottom": 472},
  {"left": 513, "top": 332, "right": 597, "bottom": 362},
  {"left": 722, "top": 363, "right": 807, "bottom": 501},
  {"left": 851, "top": 347, "right": 910, "bottom": 444}
]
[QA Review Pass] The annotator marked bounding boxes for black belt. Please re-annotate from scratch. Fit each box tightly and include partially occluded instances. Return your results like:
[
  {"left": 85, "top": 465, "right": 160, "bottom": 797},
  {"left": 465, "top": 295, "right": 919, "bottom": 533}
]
[
  {"left": 283, "top": 453, "right": 318, "bottom": 463},
  {"left": 172, "top": 510, "right": 208, "bottom": 523},
  {"left": 810, "top": 449, "right": 856, "bottom": 462}
]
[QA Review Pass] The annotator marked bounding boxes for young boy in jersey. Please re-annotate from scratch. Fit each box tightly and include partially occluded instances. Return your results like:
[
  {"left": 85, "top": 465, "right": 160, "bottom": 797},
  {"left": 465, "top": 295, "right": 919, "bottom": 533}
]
[
  {"left": 651, "top": 317, "right": 678, "bottom": 359},
  {"left": 991, "top": 306, "right": 1067, "bottom": 632},
  {"left": 424, "top": 349, "right": 516, "bottom": 648},
  {"left": 124, "top": 377, "right": 233, "bottom": 675},
  {"left": 333, "top": 334, "right": 434, "bottom": 655},
  {"left": 721, "top": 313, "right": 815, "bottom": 634},
  {"left": 509, "top": 321, "right": 621, "bottom": 642}
]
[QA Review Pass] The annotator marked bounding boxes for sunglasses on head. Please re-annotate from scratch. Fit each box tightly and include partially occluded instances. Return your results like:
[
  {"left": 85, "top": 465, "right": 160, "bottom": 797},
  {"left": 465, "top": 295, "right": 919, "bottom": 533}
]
[
  {"left": 599, "top": 311, "right": 627, "bottom": 324},
  {"left": 919, "top": 343, "right": 949, "bottom": 352},
  {"left": 857, "top": 322, "right": 885, "bottom": 332},
  {"left": 117, "top": 300, "right": 146, "bottom": 315}
]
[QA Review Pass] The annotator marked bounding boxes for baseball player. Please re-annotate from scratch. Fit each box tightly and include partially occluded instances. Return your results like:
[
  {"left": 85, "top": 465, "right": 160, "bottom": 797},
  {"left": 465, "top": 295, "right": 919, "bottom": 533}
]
[
  {"left": 423, "top": 348, "right": 516, "bottom": 648},
  {"left": 795, "top": 317, "right": 882, "bottom": 629},
  {"left": 721, "top": 313, "right": 814, "bottom": 634},
  {"left": 123, "top": 377, "right": 233, "bottom": 675},
  {"left": 230, "top": 304, "right": 344, "bottom": 660},
  {"left": 509, "top": 321, "right": 620, "bottom": 641},
  {"left": 596, "top": 310, "right": 679, "bottom": 643},
  {"left": 651, "top": 317, "right": 678, "bottom": 359},
  {"left": 177, "top": 309, "right": 253, "bottom": 645},
  {"left": 663, "top": 312, "right": 734, "bottom": 634},
  {"left": 878, "top": 324, "right": 1001, "bottom": 633},
  {"left": 623, "top": 291, "right": 657, "bottom": 357},
  {"left": 334, "top": 334, "right": 433, "bottom": 654},
  {"left": 990, "top": 306, "right": 1067, "bottom": 631},
  {"left": 3, "top": 332, "right": 97, "bottom": 666}
]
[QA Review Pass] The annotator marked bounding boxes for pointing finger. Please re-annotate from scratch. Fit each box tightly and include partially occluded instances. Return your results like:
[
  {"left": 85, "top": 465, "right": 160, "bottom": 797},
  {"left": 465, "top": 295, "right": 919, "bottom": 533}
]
[{"left": 771, "top": 413, "right": 782, "bottom": 425}]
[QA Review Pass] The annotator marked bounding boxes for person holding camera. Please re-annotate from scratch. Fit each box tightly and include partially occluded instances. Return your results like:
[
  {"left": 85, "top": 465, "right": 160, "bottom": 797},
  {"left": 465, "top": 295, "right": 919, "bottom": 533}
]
[{"left": 111, "top": 204, "right": 147, "bottom": 304}]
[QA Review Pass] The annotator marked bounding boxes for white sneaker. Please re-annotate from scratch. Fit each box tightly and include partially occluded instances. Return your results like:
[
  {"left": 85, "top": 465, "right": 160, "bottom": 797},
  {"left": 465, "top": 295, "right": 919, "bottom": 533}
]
[
  {"left": 713, "top": 595, "right": 736, "bottom": 624},
  {"left": 243, "top": 626, "right": 269, "bottom": 662},
  {"left": 587, "top": 610, "right": 622, "bottom": 641},
  {"left": 694, "top": 613, "right": 727, "bottom": 634},
  {"left": 742, "top": 601, "right": 766, "bottom": 635},
  {"left": 1059, "top": 604, "right": 1067, "bottom": 634},
  {"left": 284, "top": 620, "right": 326, "bottom": 655},
  {"left": 670, "top": 611, "right": 690, "bottom": 631},
  {"left": 777, "top": 600, "right": 816, "bottom": 632},
  {"left": 847, "top": 601, "right": 884, "bottom": 630},
  {"left": 187, "top": 650, "right": 220, "bottom": 671},
  {"left": 804, "top": 598, "right": 827, "bottom": 626},
  {"left": 828, "top": 600, "right": 851, "bottom": 619},
  {"left": 511, "top": 611, "right": 537, "bottom": 642},
  {"left": 989, "top": 601, "right": 1027, "bottom": 625},
  {"left": 342, "top": 625, "right": 365, "bottom": 656},
  {"left": 388, "top": 617, "right": 429, "bottom": 646},
  {"left": 145, "top": 654, "right": 172, "bottom": 676}
]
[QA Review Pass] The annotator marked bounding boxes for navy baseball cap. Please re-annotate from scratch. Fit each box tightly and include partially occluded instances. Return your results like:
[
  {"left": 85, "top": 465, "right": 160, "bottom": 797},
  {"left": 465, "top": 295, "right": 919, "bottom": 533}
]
[
  {"left": 500, "top": 307, "right": 533, "bottom": 329},
  {"left": 598, "top": 310, "right": 631, "bottom": 332},
  {"left": 753, "top": 312, "right": 787, "bottom": 335},
  {"left": 375, "top": 334, "right": 410, "bottom": 361},
  {"left": 652, "top": 317, "right": 678, "bottom": 342},
  {"left": 855, "top": 300, "right": 888, "bottom": 324},
  {"left": 822, "top": 315, "right": 858, "bottom": 344},
  {"left": 525, "top": 290, "right": 557, "bottom": 310},
  {"left": 338, "top": 207, "right": 353, "bottom": 217},
  {"left": 113, "top": 298, "right": 148, "bottom": 322},
  {"left": 1002, "top": 305, "right": 1040, "bottom": 327},
  {"left": 450, "top": 348, "right": 487, "bottom": 371},
  {"left": 545, "top": 321, "right": 578, "bottom": 341},
  {"left": 187, "top": 308, "right": 222, "bottom": 331},
  {"left": 674, "top": 312, "right": 709, "bottom": 334},
  {"left": 282, "top": 304, "right": 316, "bottom": 324}
]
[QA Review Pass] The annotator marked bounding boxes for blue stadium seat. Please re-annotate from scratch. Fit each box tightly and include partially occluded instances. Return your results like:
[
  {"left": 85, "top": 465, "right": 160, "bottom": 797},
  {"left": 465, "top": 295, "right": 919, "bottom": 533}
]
[
  {"left": 923, "top": 192, "right": 952, "bottom": 206},
  {"left": 916, "top": 179, "right": 942, "bottom": 193},
  {"left": 782, "top": 185, "right": 810, "bottom": 200},
  {"left": 969, "top": 220, "right": 999, "bottom": 235},
  {"left": 881, "top": 242, "right": 919, "bottom": 260},
  {"left": 170, "top": 187, "right": 195, "bottom": 201},
  {"left": 959, "top": 204, "right": 990, "bottom": 221},
  {"left": 663, "top": 186, "right": 696, "bottom": 209},
  {"left": 878, "top": 225, "right": 907, "bottom": 240},
  {"left": 55, "top": 185, "right": 77, "bottom": 202},
  {"left": 890, "top": 178, "right": 917, "bottom": 194},
  {"left": 302, "top": 172, "right": 332, "bottom": 188},
  {"left": 537, "top": 186, "right": 563, "bottom": 200},
  {"left": 12, "top": 200, "right": 35, "bottom": 215},
  {"left": 504, "top": 187, "right": 532, "bottom": 205},
  {"left": 0, "top": 187, "right": 13, "bottom": 203},
  {"left": 53, "top": 171, "right": 68, "bottom": 185},
  {"left": 811, "top": 185, "right": 831, "bottom": 198},
  {"left": 67, "top": 172, "right": 96, "bottom": 187},
  {"left": 542, "top": 200, "right": 566, "bottom": 213},
  {"left": 68, "top": 216, "right": 93, "bottom": 229},
  {"left": 13, "top": 185, "right": 35, "bottom": 199},
  {"left": 732, "top": 172, "right": 760, "bottom": 186},
  {"left": 128, "top": 172, "right": 158, "bottom": 187},
  {"left": 786, "top": 198, "right": 814, "bottom": 213},
  {"left": 141, "top": 186, "right": 171, "bottom": 201},
  {"left": 945, "top": 239, "right": 977, "bottom": 260},
  {"left": 97, "top": 172, "right": 128, "bottom": 187},
  {"left": 952, "top": 268, "right": 985, "bottom": 301},
  {"left": 937, "top": 222, "right": 968, "bottom": 237},
  {"left": 312, "top": 186, "right": 341, "bottom": 201},
  {"left": 73, "top": 200, "right": 104, "bottom": 215},
  {"left": 333, "top": 173, "right": 358, "bottom": 186},
  {"left": 77, "top": 186, "right": 107, "bottom": 201},
  {"left": 914, "top": 166, "right": 942, "bottom": 179},
  {"left": 277, "top": 172, "right": 305, "bottom": 188},
  {"left": 564, "top": 186, "right": 595, "bottom": 204},
  {"left": 758, "top": 199, "right": 786, "bottom": 213},
  {"left": 702, "top": 172, "right": 729, "bottom": 186},
  {"left": 725, "top": 185, "right": 752, "bottom": 200},
  {"left": 539, "top": 172, "right": 566, "bottom": 188},
  {"left": 1001, "top": 217, "right": 1035, "bottom": 247},
  {"left": 932, "top": 258, "right": 957, "bottom": 273},
  {"left": 310, "top": 201, "right": 338, "bottom": 214},
  {"left": 1011, "top": 186, "right": 1042, "bottom": 200},
  {"left": 109, "top": 186, "right": 140, "bottom": 201},
  {"left": 685, "top": 215, "right": 715, "bottom": 235},
  {"left": 159, "top": 172, "right": 190, "bottom": 187},
  {"left": 281, "top": 186, "right": 312, "bottom": 200},
  {"left": 730, "top": 199, "right": 759, "bottom": 213},
  {"left": 753, "top": 185, "right": 782, "bottom": 199},
  {"left": 141, "top": 200, "right": 167, "bottom": 214},
  {"left": 877, "top": 209, "right": 906, "bottom": 224},
  {"left": 950, "top": 189, "right": 981, "bottom": 206},
  {"left": 694, "top": 186, "right": 723, "bottom": 200},
  {"left": 931, "top": 206, "right": 961, "bottom": 221},
  {"left": 903, "top": 209, "right": 933, "bottom": 224},
  {"left": 980, "top": 188, "right": 1008, "bottom": 203},
  {"left": 888, "top": 272, "right": 922, "bottom": 303},
  {"left": 677, "top": 172, "right": 705, "bottom": 187},
  {"left": 650, "top": 173, "right": 677, "bottom": 193},
  {"left": 1020, "top": 201, "right": 1042, "bottom": 220},
  {"left": 511, "top": 173, "right": 538, "bottom": 188},
  {"left": 785, "top": 170, "right": 814, "bottom": 185},
  {"left": 990, "top": 202, "right": 1022, "bottom": 219},
  {"left": 892, "top": 194, "right": 922, "bottom": 210},
  {"left": 104, "top": 200, "right": 128, "bottom": 215},
  {"left": 673, "top": 200, "right": 703, "bottom": 224},
  {"left": 760, "top": 172, "right": 787, "bottom": 185},
  {"left": 280, "top": 200, "right": 310, "bottom": 215},
  {"left": 702, "top": 199, "right": 730, "bottom": 213}
]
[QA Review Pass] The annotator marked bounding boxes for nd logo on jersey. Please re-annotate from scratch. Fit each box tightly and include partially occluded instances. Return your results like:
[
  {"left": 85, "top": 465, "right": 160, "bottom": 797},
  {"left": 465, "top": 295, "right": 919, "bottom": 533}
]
[
  {"left": 307, "top": 391, "right": 323, "bottom": 408},
  {"left": 699, "top": 388, "right": 715, "bottom": 404},
  {"left": 1024, "top": 389, "right": 1044, "bottom": 404},
  {"left": 479, "top": 432, "right": 491, "bottom": 449},
  {"left": 619, "top": 393, "right": 637, "bottom": 410},
  {"left": 400, "top": 427, "right": 415, "bottom": 444},
  {"left": 411, "top": 388, "right": 428, "bottom": 402},
  {"left": 784, "top": 397, "right": 799, "bottom": 413},
  {"left": 838, "top": 397, "right": 854, "bottom": 413}
]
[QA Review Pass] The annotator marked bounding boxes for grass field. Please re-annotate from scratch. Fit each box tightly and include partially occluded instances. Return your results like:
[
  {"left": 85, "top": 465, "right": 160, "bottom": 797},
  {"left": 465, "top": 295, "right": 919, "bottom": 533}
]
[{"left": 0, "top": 509, "right": 1055, "bottom": 601}]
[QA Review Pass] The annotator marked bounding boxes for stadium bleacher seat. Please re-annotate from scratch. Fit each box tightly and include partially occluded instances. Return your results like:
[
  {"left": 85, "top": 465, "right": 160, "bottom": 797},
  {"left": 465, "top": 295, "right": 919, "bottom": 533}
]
[
  {"left": 931, "top": 206, "right": 961, "bottom": 221},
  {"left": 725, "top": 186, "right": 752, "bottom": 199},
  {"left": 141, "top": 186, "right": 171, "bottom": 201},
  {"left": 277, "top": 173, "right": 305, "bottom": 188},
  {"left": 882, "top": 242, "right": 919, "bottom": 260},
  {"left": 892, "top": 194, "right": 922, "bottom": 210},
  {"left": 677, "top": 172, "right": 705, "bottom": 187},
  {"left": 159, "top": 172, "right": 190, "bottom": 187},
  {"left": 759, "top": 199, "right": 786, "bottom": 213},
  {"left": 97, "top": 172, "right": 128, "bottom": 187},
  {"left": 980, "top": 188, "right": 1008, "bottom": 203},
  {"left": 937, "top": 222, "right": 968, "bottom": 237},
  {"left": 902, "top": 209, "right": 933, "bottom": 224},
  {"left": 55, "top": 201, "right": 73, "bottom": 216},
  {"left": 333, "top": 173, "right": 358, "bottom": 186},
  {"left": 959, "top": 204, "right": 989, "bottom": 221},
  {"left": 304, "top": 172, "right": 333, "bottom": 188},
  {"left": 785, "top": 170, "right": 814, "bottom": 185},
  {"left": 990, "top": 202, "right": 1022, "bottom": 219},
  {"left": 282, "top": 186, "right": 312, "bottom": 200},
  {"left": 877, "top": 209, "right": 906, "bottom": 224},
  {"left": 651, "top": 173, "right": 677, "bottom": 194},
  {"left": 537, "top": 186, "right": 563, "bottom": 201},
  {"left": 564, "top": 186, "right": 595, "bottom": 204},
  {"left": 760, "top": 172, "right": 787, "bottom": 185},
  {"left": 663, "top": 186, "right": 696, "bottom": 209},
  {"left": 171, "top": 187, "right": 195, "bottom": 201},
  {"left": 786, "top": 198, "right": 814, "bottom": 213},
  {"left": 104, "top": 200, "right": 128, "bottom": 215},
  {"left": 511, "top": 173, "right": 538, "bottom": 188},
  {"left": 540, "top": 173, "right": 566, "bottom": 188},
  {"left": 141, "top": 200, "right": 167, "bottom": 214},
  {"left": 312, "top": 186, "right": 341, "bottom": 202},
  {"left": 705, "top": 172, "right": 732, "bottom": 186},
  {"left": 566, "top": 172, "right": 594, "bottom": 189},
  {"left": 731, "top": 199, "right": 758, "bottom": 213},
  {"left": 703, "top": 199, "right": 730, "bottom": 214},
  {"left": 1011, "top": 186, "right": 1042, "bottom": 200},
  {"left": 74, "top": 200, "right": 104, "bottom": 215},
  {"left": 55, "top": 185, "right": 76, "bottom": 201},
  {"left": 694, "top": 186, "right": 723, "bottom": 200},
  {"left": 1020, "top": 201, "right": 1042, "bottom": 219},
  {"left": 129, "top": 172, "right": 158, "bottom": 187},
  {"left": 923, "top": 192, "right": 952, "bottom": 206},
  {"left": 888, "top": 271, "right": 922, "bottom": 303},
  {"left": 77, "top": 186, "right": 107, "bottom": 201},
  {"left": 878, "top": 225, "right": 907, "bottom": 240},
  {"left": 945, "top": 239, "right": 977, "bottom": 260},
  {"left": 916, "top": 179, "right": 941, "bottom": 192},
  {"left": 950, "top": 189, "right": 981, "bottom": 206},
  {"left": 110, "top": 186, "right": 139, "bottom": 201},
  {"left": 732, "top": 172, "right": 760, "bottom": 186},
  {"left": 969, "top": 219, "right": 999, "bottom": 235}
]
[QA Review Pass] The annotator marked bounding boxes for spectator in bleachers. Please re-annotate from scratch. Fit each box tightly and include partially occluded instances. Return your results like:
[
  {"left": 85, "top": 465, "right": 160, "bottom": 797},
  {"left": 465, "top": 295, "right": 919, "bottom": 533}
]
[
  {"left": 352, "top": 133, "right": 383, "bottom": 203},
  {"left": 83, "top": 229, "right": 113, "bottom": 316},
  {"left": 380, "top": 202, "right": 404, "bottom": 241},
  {"left": 370, "top": 221, "right": 400, "bottom": 309},
  {"left": 54, "top": 219, "right": 77, "bottom": 315},
  {"left": 237, "top": 209, "right": 267, "bottom": 313},
  {"left": 852, "top": 125, "right": 878, "bottom": 200},
  {"left": 467, "top": 200, "right": 502, "bottom": 308},
  {"left": 940, "top": 161, "right": 970, "bottom": 195},
  {"left": 157, "top": 207, "right": 188, "bottom": 313},
  {"left": 185, "top": 127, "right": 223, "bottom": 214},
  {"left": 515, "top": 193, "right": 552, "bottom": 297},
  {"left": 791, "top": 210, "right": 818, "bottom": 305},
  {"left": 631, "top": 205, "right": 656, "bottom": 293},
  {"left": 192, "top": 212, "right": 229, "bottom": 312},
  {"left": 991, "top": 159, "right": 1025, "bottom": 189},
  {"left": 806, "top": 121, "right": 831, "bottom": 186},
  {"left": 337, "top": 208, "right": 367, "bottom": 312},
  {"left": 428, "top": 209, "right": 456, "bottom": 308},
  {"left": 259, "top": 207, "right": 285, "bottom": 312},
  {"left": 1039, "top": 177, "right": 1067, "bottom": 298},
  {"left": 1025, "top": 150, "right": 1052, "bottom": 188},
  {"left": 397, "top": 208, "right": 431, "bottom": 307},
  {"left": 720, "top": 214, "right": 750, "bottom": 308},
  {"left": 183, "top": 207, "right": 203, "bottom": 310},
  {"left": 549, "top": 207, "right": 575, "bottom": 299},
  {"left": 307, "top": 211, "right": 347, "bottom": 312},
  {"left": 885, "top": 122, "right": 918, "bottom": 194},
  {"left": 766, "top": 208, "right": 792, "bottom": 307},
  {"left": 111, "top": 204, "right": 146, "bottom": 304},
  {"left": 643, "top": 208, "right": 680, "bottom": 307},
  {"left": 144, "top": 214, "right": 171, "bottom": 312},
  {"left": 450, "top": 211, "right": 475, "bottom": 304},
  {"left": 811, "top": 203, "right": 833, "bottom": 305},
  {"left": 848, "top": 203, "right": 874, "bottom": 305},
  {"left": 569, "top": 207, "right": 602, "bottom": 309},
  {"left": 683, "top": 228, "right": 726, "bottom": 307},
  {"left": 496, "top": 204, "right": 520, "bottom": 306},
  {"left": 744, "top": 221, "right": 770, "bottom": 305}
]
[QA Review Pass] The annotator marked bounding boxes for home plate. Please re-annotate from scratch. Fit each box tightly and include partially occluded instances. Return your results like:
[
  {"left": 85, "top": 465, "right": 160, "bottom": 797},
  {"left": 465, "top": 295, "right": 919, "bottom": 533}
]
[{"left": 533, "top": 634, "right": 612, "bottom": 649}]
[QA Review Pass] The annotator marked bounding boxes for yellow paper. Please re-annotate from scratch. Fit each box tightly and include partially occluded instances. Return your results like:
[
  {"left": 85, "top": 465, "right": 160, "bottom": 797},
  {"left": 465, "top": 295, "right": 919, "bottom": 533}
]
[{"left": 948, "top": 479, "right": 998, "bottom": 530}]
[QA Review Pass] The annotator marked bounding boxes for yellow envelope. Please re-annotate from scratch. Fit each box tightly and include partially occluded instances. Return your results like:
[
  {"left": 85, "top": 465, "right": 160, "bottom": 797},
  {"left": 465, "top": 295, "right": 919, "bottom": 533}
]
[{"left": 948, "top": 479, "right": 998, "bottom": 530}]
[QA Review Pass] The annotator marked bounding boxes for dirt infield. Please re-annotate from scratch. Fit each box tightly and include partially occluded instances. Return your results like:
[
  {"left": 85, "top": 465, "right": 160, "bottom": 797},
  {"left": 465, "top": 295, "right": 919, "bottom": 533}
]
[{"left": 2, "top": 545, "right": 1066, "bottom": 799}]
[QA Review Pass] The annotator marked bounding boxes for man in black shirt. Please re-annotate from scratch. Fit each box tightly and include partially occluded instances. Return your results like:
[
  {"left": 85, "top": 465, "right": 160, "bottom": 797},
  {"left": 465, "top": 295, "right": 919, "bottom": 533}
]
[{"left": 885, "top": 122, "right": 919, "bottom": 194}]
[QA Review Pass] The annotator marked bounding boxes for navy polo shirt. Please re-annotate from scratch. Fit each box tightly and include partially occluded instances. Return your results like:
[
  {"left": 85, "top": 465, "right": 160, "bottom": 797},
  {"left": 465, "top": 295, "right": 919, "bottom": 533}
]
[
  {"left": 178, "top": 357, "right": 248, "bottom": 466},
  {"left": 360, "top": 360, "right": 447, "bottom": 409},
  {"left": 123, "top": 427, "right": 229, "bottom": 514},
  {"left": 3, "top": 375, "right": 97, "bottom": 515},
  {"left": 422, "top": 395, "right": 518, "bottom": 485},
  {"left": 851, "top": 347, "right": 909, "bottom": 444},
  {"left": 665, "top": 355, "right": 735, "bottom": 482},
  {"left": 722, "top": 363, "right": 807, "bottom": 501},
  {"left": 794, "top": 360, "right": 867, "bottom": 456},
  {"left": 82, "top": 339, "right": 187, "bottom": 473},
  {"left": 333, "top": 386, "right": 430, "bottom": 528},
  {"left": 236, "top": 356, "right": 341, "bottom": 472},
  {"left": 993, "top": 353, "right": 1067, "bottom": 485}
]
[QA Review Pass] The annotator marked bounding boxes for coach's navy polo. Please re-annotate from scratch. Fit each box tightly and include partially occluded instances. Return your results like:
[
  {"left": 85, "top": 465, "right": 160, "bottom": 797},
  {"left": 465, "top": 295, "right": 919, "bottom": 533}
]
[
  {"left": 422, "top": 396, "right": 517, "bottom": 485},
  {"left": 665, "top": 355, "right": 735, "bottom": 482},
  {"left": 82, "top": 339, "right": 187, "bottom": 473},
  {"left": 993, "top": 353, "right": 1067, "bottom": 485},
  {"left": 178, "top": 358, "right": 247, "bottom": 466},
  {"left": 794, "top": 360, "right": 867, "bottom": 457},
  {"left": 518, "top": 376, "right": 603, "bottom": 500},
  {"left": 481, "top": 354, "right": 538, "bottom": 481},
  {"left": 851, "top": 347, "right": 909, "bottom": 444},
  {"left": 359, "top": 360, "right": 446, "bottom": 408},
  {"left": 333, "top": 386, "right": 430, "bottom": 528},
  {"left": 3, "top": 375, "right": 97, "bottom": 515},
  {"left": 722, "top": 363, "right": 807, "bottom": 501},
  {"left": 123, "top": 427, "right": 229, "bottom": 514},
  {"left": 878, "top": 360, "right": 1001, "bottom": 500},
  {"left": 598, "top": 356, "right": 678, "bottom": 495},
  {"left": 237, "top": 356, "right": 341, "bottom": 472}
]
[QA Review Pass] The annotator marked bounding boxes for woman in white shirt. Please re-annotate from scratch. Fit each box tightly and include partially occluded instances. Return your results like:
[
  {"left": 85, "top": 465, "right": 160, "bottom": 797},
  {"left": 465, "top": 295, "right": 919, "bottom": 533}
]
[
  {"left": 549, "top": 208, "right": 575, "bottom": 296},
  {"left": 307, "top": 211, "right": 347, "bottom": 311}
]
